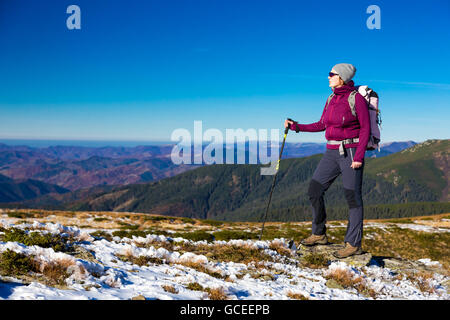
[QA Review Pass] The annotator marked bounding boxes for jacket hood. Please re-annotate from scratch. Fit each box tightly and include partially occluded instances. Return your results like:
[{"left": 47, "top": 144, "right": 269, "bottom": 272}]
[{"left": 333, "top": 80, "right": 355, "bottom": 95}]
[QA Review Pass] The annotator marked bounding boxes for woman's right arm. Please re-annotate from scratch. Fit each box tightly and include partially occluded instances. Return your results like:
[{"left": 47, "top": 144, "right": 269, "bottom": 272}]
[{"left": 287, "top": 102, "right": 327, "bottom": 133}]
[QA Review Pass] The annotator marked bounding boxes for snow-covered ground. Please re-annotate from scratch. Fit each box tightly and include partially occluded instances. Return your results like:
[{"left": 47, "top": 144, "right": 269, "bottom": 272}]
[{"left": 0, "top": 219, "right": 448, "bottom": 300}]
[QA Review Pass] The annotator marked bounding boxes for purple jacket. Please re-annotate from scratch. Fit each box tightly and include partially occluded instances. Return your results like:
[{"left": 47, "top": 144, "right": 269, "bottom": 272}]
[{"left": 290, "top": 80, "right": 370, "bottom": 163}]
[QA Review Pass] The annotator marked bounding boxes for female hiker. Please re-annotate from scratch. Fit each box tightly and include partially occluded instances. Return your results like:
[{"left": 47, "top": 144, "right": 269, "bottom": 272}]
[{"left": 284, "top": 63, "right": 370, "bottom": 258}]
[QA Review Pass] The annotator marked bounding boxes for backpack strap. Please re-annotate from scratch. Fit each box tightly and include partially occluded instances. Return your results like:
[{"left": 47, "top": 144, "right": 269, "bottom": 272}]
[
  {"left": 325, "top": 93, "right": 335, "bottom": 110},
  {"left": 326, "top": 90, "right": 359, "bottom": 117},
  {"left": 348, "top": 90, "right": 357, "bottom": 117}
]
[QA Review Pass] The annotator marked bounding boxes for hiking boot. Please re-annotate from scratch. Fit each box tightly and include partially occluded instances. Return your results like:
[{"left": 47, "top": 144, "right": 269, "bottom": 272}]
[
  {"left": 333, "top": 242, "right": 363, "bottom": 259},
  {"left": 300, "top": 234, "right": 328, "bottom": 246}
]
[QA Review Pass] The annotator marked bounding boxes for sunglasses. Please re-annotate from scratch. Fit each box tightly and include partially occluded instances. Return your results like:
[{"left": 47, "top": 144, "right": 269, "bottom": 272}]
[{"left": 329, "top": 72, "right": 339, "bottom": 77}]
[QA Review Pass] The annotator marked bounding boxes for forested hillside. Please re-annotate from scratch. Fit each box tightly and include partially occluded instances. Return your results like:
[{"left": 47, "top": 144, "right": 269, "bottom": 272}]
[{"left": 62, "top": 140, "right": 449, "bottom": 221}]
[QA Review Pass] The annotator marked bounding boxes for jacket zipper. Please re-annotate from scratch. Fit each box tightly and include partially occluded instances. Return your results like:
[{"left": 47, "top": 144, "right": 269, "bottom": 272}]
[{"left": 328, "top": 97, "right": 335, "bottom": 137}]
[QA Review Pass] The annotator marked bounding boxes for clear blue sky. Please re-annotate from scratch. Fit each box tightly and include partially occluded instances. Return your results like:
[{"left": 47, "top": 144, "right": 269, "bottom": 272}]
[{"left": 0, "top": 0, "right": 449, "bottom": 144}]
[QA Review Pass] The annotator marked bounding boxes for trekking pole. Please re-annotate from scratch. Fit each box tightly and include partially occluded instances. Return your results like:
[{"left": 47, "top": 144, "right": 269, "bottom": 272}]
[{"left": 258, "top": 118, "right": 292, "bottom": 241}]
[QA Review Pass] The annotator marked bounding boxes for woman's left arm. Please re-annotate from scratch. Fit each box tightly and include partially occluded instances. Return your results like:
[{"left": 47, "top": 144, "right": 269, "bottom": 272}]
[{"left": 353, "top": 93, "right": 371, "bottom": 164}]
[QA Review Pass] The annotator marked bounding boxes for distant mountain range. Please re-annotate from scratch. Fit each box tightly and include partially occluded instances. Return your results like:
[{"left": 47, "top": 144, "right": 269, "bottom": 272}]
[
  {"left": 0, "top": 173, "right": 68, "bottom": 203},
  {"left": 0, "top": 143, "right": 200, "bottom": 191},
  {"left": 0, "top": 141, "right": 417, "bottom": 192},
  {"left": 10, "top": 139, "right": 448, "bottom": 222}
]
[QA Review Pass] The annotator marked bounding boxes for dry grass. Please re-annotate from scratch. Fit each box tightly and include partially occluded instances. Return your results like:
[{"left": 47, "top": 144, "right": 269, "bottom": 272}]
[
  {"left": 3, "top": 208, "right": 447, "bottom": 231},
  {"left": 269, "top": 241, "right": 293, "bottom": 257},
  {"left": 36, "top": 257, "right": 89, "bottom": 287},
  {"left": 363, "top": 226, "right": 450, "bottom": 271},
  {"left": 366, "top": 213, "right": 450, "bottom": 224},
  {"left": 205, "top": 244, "right": 272, "bottom": 264},
  {"left": 325, "top": 268, "right": 377, "bottom": 298},
  {"left": 301, "top": 252, "right": 329, "bottom": 269},
  {"left": 2, "top": 208, "right": 449, "bottom": 273},
  {"left": 206, "top": 287, "right": 229, "bottom": 300},
  {"left": 186, "top": 282, "right": 204, "bottom": 291},
  {"left": 38, "top": 261, "right": 71, "bottom": 286},
  {"left": 162, "top": 284, "right": 179, "bottom": 294},
  {"left": 178, "top": 260, "right": 224, "bottom": 279},
  {"left": 0, "top": 249, "right": 79, "bottom": 288},
  {"left": 286, "top": 290, "right": 309, "bottom": 300},
  {"left": 326, "top": 268, "right": 359, "bottom": 287},
  {"left": 184, "top": 282, "right": 229, "bottom": 300},
  {"left": 117, "top": 248, "right": 164, "bottom": 266},
  {"left": 151, "top": 242, "right": 273, "bottom": 265},
  {"left": 404, "top": 270, "right": 437, "bottom": 294},
  {"left": 234, "top": 262, "right": 277, "bottom": 281}
]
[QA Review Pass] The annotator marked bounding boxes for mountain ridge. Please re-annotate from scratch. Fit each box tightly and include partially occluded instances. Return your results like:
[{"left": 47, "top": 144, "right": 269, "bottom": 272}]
[
  {"left": 0, "top": 173, "right": 69, "bottom": 203},
  {"left": 37, "top": 139, "right": 448, "bottom": 221},
  {"left": 0, "top": 141, "right": 417, "bottom": 191}
]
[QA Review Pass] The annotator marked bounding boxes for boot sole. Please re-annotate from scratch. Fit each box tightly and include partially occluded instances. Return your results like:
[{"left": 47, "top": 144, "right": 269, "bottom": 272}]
[
  {"left": 300, "top": 240, "right": 329, "bottom": 247},
  {"left": 332, "top": 249, "right": 363, "bottom": 259}
]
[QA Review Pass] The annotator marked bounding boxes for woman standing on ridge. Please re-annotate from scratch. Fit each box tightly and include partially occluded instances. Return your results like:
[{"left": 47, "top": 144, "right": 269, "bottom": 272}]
[{"left": 285, "top": 63, "right": 370, "bottom": 258}]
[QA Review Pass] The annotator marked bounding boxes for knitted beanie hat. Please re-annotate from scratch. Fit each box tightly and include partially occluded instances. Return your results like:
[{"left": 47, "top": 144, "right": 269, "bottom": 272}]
[{"left": 331, "top": 63, "right": 356, "bottom": 83}]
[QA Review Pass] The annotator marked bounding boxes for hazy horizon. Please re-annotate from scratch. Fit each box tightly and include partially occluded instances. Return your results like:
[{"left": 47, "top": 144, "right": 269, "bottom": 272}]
[{"left": 0, "top": 138, "right": 424, "bottom": 149}]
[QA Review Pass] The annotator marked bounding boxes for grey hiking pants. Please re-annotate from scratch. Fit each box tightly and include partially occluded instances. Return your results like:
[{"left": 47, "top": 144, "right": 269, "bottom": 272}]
[{"left": 308, "top": 147, "right": 364, "bottom": 247}]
